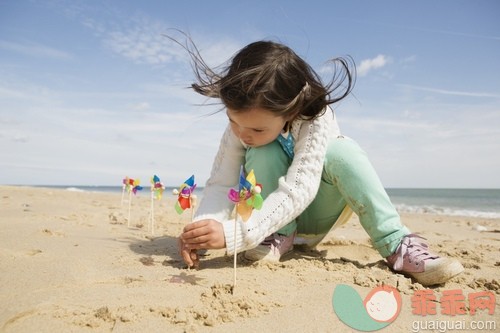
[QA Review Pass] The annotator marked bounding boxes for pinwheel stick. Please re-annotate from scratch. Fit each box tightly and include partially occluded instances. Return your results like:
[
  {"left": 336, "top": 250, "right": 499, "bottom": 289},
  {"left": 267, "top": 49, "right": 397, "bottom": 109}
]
[
  {"left": 150, "top": 191, "right": 155, "bottom": 236},
  {"left": 127, "top": 190, "right": 132, "bottom": 227},
  {"left": 232, "top": 206, "right": 239, "bottom": 293},
  {"left": 227, "top": 168, "right": 263, "bottom": 294},
  {"left": 173, "top": 186, "right": 197, "bottom": 270},
  {"left": 190, "top": 195, "right": 194, "bottom": 222},
  {"left": 121, "top": 184, "right": 126, "bottom": 206}
]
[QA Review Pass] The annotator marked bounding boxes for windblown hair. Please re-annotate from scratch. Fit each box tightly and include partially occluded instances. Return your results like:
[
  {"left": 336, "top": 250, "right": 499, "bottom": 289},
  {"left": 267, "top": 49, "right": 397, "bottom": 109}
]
[{"left": 166, "top": 32, "right": 356, "bottom": 120}]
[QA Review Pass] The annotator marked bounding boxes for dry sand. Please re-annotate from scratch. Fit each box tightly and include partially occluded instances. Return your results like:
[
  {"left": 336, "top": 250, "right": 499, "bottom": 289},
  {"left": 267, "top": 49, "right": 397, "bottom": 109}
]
[{"left": 1, "top": 186, "right": 499, "bottom": 332}]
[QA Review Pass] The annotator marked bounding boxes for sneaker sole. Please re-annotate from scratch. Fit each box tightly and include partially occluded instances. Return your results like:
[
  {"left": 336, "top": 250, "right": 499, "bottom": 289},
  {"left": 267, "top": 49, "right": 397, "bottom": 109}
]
[
  {"left": 244, "top": 247, "right": 294, "bottom": 263},
  {"left": 408, "top": 260, "right": 464, "bottom": 286}
]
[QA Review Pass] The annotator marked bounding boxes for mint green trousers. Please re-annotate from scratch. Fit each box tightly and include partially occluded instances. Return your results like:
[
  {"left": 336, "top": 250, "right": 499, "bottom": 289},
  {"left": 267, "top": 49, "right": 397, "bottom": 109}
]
[{"left": 245, "top": 136, "right": 410, "bottom": 258}]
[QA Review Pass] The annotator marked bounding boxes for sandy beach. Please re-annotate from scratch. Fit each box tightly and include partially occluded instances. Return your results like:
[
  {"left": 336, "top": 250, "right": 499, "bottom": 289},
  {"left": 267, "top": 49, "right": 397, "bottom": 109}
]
[{"left": 1, "top": 185, "right": 498, "bottom": 332}]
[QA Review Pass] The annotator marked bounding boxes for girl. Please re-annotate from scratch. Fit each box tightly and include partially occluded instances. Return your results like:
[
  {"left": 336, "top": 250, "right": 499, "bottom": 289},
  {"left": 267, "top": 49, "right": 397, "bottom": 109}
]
[{"left": 177, "top": 38, "right": 464, "bottom": 286}]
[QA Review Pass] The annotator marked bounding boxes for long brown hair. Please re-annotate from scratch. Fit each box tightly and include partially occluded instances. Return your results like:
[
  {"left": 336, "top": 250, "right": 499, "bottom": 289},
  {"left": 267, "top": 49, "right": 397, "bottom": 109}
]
[{"left": 166, "top": 32, "right": 356, "bottom": 120}]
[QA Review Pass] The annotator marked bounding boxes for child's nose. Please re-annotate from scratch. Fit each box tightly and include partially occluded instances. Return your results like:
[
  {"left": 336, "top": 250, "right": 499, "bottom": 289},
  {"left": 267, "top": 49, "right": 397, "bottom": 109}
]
[{"left": 238, "top": 127, "right": 250, "bottom": 137}]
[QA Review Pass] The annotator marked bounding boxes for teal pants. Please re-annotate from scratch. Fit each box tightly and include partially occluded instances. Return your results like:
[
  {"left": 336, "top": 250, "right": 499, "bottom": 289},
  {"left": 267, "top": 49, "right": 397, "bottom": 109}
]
[{"left": 245, "top": 136, "right": 410, "bottom": 258}]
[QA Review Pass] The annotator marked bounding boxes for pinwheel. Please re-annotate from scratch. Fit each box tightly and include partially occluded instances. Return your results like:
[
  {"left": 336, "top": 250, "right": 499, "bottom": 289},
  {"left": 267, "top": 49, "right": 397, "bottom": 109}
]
[
  {"left": 151, "top": 175, "right": 165, "bottom": 200},
  {"left": 227, "top": 166, "right": 263, "bottom": 292},
  {"left": 131, "top": 179, "right": 143, "bottom": 194},
  {"left": 228, "top": 167, "right": 263, "bottom": 221},
  {"left": 121, "top": 176, "right": 134, "bottom": 205},
  {"left": 173, "top": 175, "right": 197, "bottom": 217},
  {"left": 126, "top": 178, "right": 142, "bottom": 227},
  {"left": 149, "top": 175, "right": 165, "bottom": 236},
  {"left": 121, "top": 177, "right": 129, "bottom": 206}
]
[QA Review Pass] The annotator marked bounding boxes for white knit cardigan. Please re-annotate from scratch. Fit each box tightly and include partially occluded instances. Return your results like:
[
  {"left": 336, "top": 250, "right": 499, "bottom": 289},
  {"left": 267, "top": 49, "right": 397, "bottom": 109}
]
[{"left": 193, "top": 107, "right": 341, "bottom": 254}]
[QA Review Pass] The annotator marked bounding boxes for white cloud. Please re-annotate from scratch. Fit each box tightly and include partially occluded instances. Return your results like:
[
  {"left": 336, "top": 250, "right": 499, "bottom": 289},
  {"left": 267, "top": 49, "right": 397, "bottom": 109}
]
[
  {"left": 191, "top": 36, "right": 241, "bottom": 68},
  {"left": 357, "top": 54, "right": 389, "bottom": 76},
  {"left": 3, "top": 1, "right": 498, "bottom": 188},
  {"left": 0, "top": 76, "right": 227, "bottom": 186},
  {"left": 337, "top": 103, "right": 500, "bottom": 188},
  {"left": 0, "top": 86, "right": 30, "bottom": 99},
  {"left": 0, "top": 40, "right": 72, "bottom": 60},
  {"left": 78, "top": 12, "right": 242, "bottom": 70},
  {"left": 397, "top": 84, "right": 500, "bottom": 98},
  {"left": 104, "top": 26, "right": 177, "bottom": 65},
  {"left": 108, "top": 29, "right": 239, "bottom": 68},
  {"left": 132, "top": 102, "right": 150, "bottom": 111},
  {"left": 400, "top": 55, "right": 417, "bottom": 64}
]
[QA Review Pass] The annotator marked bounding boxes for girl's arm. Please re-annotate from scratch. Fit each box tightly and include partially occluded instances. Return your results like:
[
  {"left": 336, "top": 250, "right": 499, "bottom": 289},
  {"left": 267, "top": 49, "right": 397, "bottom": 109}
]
[
  {"left": 193, "top": 125, "right": 245, "bottom": 223},
  {"left": 223, "top": 108, "right": 339, "bottom": 254}
]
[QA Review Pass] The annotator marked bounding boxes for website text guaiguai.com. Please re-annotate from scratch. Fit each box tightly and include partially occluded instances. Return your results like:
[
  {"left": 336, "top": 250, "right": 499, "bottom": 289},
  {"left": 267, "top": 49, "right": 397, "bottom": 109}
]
[{"left": 411, "top": 319, "right": 496, "bottom": 332}]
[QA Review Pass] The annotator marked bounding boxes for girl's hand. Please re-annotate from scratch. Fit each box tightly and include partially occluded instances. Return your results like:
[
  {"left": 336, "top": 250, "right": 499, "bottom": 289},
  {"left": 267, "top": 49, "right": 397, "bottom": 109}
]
[
  {"left": 178, "top": 237, "right": 200, "bottom": 269},
  {"left": 180, "top": 219, "right": 226, "bottom": 250},
  {"left": 178, "top": 219, "right": 225, "bottom": 267}
]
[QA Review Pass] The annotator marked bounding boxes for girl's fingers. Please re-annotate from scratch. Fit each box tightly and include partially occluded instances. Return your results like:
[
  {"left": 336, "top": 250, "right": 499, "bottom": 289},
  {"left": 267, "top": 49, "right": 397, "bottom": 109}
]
[
  {"left": 183, "top": 220, "right": 209, "bottom": 232},
  {"left": 186, "top": 242, "right": 210, "bottom": 250},
  {"left": 182, "top": 228, "right": 210, "bottom": 243},
  {"left": 181, "top": 247, "right": 193, "bottom": 266},
  {"left": 189, "top": 250, "right": 199, "bottom": 268}
]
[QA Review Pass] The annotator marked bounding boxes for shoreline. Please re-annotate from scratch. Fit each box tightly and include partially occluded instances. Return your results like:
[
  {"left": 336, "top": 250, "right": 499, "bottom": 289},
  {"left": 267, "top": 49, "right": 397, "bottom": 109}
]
[
  {"left": 1, "top": 185, "right": 499, "bottom": 332},
  {"left": 4, "top": 184, "right": 500, "bottom": 220}
]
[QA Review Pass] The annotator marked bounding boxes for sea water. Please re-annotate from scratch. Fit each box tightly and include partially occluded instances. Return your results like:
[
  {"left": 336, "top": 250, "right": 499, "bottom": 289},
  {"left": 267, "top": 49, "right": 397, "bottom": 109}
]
[
  {"left": 34, "top": 186, "right": 500, "bottom": 219},
  {"left": 386, "top": 188, "right": 500, "bottom": 219}
]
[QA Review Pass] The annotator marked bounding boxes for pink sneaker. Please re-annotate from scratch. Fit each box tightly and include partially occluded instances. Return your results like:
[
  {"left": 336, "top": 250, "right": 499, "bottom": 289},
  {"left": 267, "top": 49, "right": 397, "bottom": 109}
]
[
  {"left": 244, "top": 232, "right": 296, "bottom": 262},
  {"left": 386, "top": 234, "right": 464, "bottom": 286}
]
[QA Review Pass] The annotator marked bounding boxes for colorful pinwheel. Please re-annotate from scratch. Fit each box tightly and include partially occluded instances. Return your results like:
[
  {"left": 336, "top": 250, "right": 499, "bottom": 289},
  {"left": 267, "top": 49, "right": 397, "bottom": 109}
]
[
  {"left": 123, "top": 177, "right": 142, "bottom": 227},
  {"left": 149, "top": 174, "right": 165, "bottom": 236},
  {"left": 173, "top": 175, "right": 197, "bottom": 215},
  {"left": 228, "top": 166, "right": 263, "bottom": 221},
  {"left": 121, "top": 176, "right": 131, "bottom": 205},
  {"left": 131, "top": 179, "right": 143, "bottom": 194},
  {"left": 123, "top": 177, "right": 130, "bottom": 190},
  {"left": 228, "top": 166, "right": 263, "bottom": 293},
  {"left": 150, "top": 175, "right": 165, "bottom": 200}
]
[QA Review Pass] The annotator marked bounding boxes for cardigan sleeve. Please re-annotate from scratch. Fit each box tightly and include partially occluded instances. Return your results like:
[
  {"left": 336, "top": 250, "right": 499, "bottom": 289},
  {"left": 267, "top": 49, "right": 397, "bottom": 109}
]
[
  {"left": 223, "top": 108, "right": 339, "bottom": 254},
  {"left": 192, "top": 125, "right": 245, "bottom": 224}
]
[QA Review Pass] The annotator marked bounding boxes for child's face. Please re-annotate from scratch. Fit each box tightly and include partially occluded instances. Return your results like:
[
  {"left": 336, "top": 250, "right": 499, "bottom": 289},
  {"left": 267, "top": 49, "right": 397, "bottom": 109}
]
[{"left": 227, "top": 108, "right": 288, "bottom": 148}]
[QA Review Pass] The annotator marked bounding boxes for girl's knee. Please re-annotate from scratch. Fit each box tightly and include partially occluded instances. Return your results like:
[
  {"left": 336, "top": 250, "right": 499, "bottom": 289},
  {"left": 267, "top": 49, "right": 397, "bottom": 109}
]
[
  {"left": 324, "top": 136, "right": 374, "bottom": 183},
  {"left": 326, "top": 136, "right": 365, "bottom": 163},
  {"left": 245, "top": 140, "right": 290, "bottom": 171},
  {"left": 245, "top": 140, "right": 291, "bottom": 198},
  {"left": 247, "top": 140, "right": 282, "bottom": 156}
]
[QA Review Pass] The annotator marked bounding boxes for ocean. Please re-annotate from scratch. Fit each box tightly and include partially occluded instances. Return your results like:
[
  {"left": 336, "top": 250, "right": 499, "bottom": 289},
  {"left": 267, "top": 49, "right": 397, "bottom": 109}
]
[
  {"left": 386, "top": 188, "right": 500, "bottom": 219},
  {"left": 33, "top": 186, "right": 500, "bottom": 219}
]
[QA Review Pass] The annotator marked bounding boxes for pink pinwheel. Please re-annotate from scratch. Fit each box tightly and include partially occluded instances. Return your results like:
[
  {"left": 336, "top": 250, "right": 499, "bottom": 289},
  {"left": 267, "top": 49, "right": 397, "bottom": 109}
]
[{"left": 228, "top": 166, "right": 263, "bottom": 221}]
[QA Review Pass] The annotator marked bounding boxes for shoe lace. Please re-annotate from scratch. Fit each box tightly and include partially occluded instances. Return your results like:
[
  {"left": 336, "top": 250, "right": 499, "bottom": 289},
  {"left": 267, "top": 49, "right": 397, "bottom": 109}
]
[{"left": 392, "top": 234, "right": 439, "bottom": 271}]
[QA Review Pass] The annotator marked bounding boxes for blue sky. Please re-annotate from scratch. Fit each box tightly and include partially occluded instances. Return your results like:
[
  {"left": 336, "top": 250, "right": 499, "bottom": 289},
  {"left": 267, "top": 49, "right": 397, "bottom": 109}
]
[{"left": 1, "top": 0, "right": 499, "bottom": 188}]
